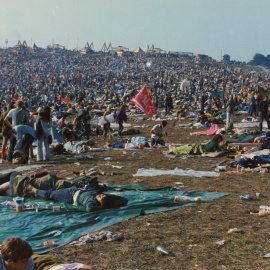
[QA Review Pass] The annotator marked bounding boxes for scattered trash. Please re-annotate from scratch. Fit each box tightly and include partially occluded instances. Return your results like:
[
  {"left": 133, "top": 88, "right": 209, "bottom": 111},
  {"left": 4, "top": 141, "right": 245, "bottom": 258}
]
[
  {"left": 43, "top": 241, "right": 57, "bottom": 246},
  {"left": 75, "top": 155, "right": 83, "bottom": 160},
  {"left": 88, "top": 167, "right": 96, "bottom": 171},
  {"left": 74, "top": 163, "right": 80, "bottom": 166},
  {"left": 104, "top": 157, "right": 112, "bottom": 161},
  {"left": 70, "top": 231, "right": 123, "bottom": 246},
  {"left": 256, "top": 193, "right": 263, "bottom": 198},
  {"left": 216, "top": 240, "right": 225, "bottom": 246},
  {"left": 261, "top": 253, "right": 270, "bottom": 258},
  {"left": 228, "top": 228, "right": 242, "bottom": 234},
  {"left": 174, "top": 196, "right": 201, "bottom": 202},
  {"left": 240, "top": 195, "right": 250, "bottom": 200},
  {"left": 188, "top": 244, "right": 198, "bottom": 249},
  {"left": 111, "top": 171, "right": 118, "bottom": 175},
  {"left": 48, "top": 231, "right": 62, "bottom": 236},
  {"left": 156, "top": 245, "right": 170, "bottom": 255},
  {"left": 259, "top": 210, "right": 268, "bottom": 216},
  {"left": 86, "top": 155, "right": 93, "bottom": 159},
  {"left": 217, "top": 166, "right": 226, "bottom": 172}
]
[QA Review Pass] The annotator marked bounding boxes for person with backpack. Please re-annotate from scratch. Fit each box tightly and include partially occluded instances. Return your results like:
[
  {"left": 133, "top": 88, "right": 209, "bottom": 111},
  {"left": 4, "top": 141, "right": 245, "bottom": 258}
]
[
  {"left": 4, "top": 100, "right": 26, "bottom": 128},
  {"left": 36, "top": 106, "right": 52, "bottom": 162}
]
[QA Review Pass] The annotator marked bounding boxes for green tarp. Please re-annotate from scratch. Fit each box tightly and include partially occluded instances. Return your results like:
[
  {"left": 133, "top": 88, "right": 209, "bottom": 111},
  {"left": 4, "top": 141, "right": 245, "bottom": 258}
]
[{"left": 0, "top": 184, "right": 228, "bottom": 254}]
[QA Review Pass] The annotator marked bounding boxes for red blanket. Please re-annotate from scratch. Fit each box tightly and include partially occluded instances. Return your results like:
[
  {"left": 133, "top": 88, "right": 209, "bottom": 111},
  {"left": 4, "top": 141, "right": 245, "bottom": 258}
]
[{"left": 191, "top": 124, "right": 221, "bottom": 136}]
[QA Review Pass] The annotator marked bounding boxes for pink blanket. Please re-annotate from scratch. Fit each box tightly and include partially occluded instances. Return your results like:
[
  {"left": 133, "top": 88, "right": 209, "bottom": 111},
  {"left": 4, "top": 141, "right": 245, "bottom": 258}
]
[{"left": 191, "top": 124, "right": 221, "bottom": 136}]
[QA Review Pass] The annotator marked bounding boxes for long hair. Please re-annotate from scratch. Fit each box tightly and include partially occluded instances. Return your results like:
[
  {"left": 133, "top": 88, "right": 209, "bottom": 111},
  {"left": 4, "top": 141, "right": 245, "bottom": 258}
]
[
  {"left": 212, "top": 134, "right": 223, "bottom": 143},
  {"left": 40, "top": 106, "right": 51, "bottom": 122}
]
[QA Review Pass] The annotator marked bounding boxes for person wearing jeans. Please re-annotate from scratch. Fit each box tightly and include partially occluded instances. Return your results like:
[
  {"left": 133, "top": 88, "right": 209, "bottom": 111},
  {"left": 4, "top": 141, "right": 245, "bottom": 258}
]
[
  {"left": 3, "top": 125, "right": 36, "bottom": 163},
  {"left": 115, "top": 104, "right": 127, "bottom": 138},
  {"left": 150, "top": 120, "right": 167, "bottom": 147}
]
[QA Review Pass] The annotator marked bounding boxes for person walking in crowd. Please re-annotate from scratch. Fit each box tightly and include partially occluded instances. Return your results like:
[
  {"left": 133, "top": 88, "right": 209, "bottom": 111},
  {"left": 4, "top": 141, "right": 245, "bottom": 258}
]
[
  {"left": 36, "top": 106, "right": 52, "bottom": 162},
  {"left": 225, "top": 95, "right": 236, "bottom": 130},
  {"left": 115, "top": 104, "right": 127, "bottom": 138}
]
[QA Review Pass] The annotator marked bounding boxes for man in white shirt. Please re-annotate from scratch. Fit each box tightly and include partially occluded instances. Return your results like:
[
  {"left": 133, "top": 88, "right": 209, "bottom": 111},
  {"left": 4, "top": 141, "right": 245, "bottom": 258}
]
[
  {"left": 150, "top": 120, "right": 167, "bottom": 147},
  {"left": 4, "top": 100, "right": 24, "bottom": 128}
]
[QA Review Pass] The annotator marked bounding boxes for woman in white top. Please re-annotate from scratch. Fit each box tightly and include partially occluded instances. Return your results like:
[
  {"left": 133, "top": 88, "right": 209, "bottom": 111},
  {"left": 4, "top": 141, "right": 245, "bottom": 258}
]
[{"left": 36, "top": 106, "right": 52, "bottom": 161}]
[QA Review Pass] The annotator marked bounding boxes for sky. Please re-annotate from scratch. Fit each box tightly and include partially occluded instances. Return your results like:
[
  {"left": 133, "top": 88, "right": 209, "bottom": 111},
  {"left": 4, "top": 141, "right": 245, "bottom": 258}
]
[{"left": 0, "top": 0, "right": 270, "bottom": 62}]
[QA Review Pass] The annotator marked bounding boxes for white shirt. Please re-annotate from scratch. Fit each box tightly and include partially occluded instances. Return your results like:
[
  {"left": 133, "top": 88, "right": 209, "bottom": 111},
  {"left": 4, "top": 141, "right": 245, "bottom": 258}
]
[{"left": 6, "top": 108, "right": 19, "bottom": 127}]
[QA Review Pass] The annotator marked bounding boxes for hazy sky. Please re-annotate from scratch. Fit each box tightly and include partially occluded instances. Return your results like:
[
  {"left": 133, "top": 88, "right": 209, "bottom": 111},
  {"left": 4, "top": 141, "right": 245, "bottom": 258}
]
[{"left": 1, "top": 0, "right": 270, "bottom": 62}]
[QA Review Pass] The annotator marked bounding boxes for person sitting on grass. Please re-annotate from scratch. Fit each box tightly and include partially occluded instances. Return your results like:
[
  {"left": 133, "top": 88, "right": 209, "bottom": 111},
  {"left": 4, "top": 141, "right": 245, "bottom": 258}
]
[
  {"left": 164, "top": 134, "right": 223, "bottom": 155},
  {"left": 0, "top": 237, "right": 95, "bottom": 270},
  {"left": 150, "top": 120, "right": 167, "bottom": 147},
  {"left": 196, "top": 111, "right": 209, "bottom": 127},
  {"left": 23, "top": 182, "right": 128, "bottom": 213}
]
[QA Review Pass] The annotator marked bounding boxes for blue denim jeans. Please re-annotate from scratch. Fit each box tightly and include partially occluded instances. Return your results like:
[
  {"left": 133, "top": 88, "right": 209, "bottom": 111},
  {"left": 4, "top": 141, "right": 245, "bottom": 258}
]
[
  {"left": 79, "top": 124, "right": 91, "bottom": 140},
  {"left": 8, "top": 135, "right": 17, "bottom": 162},
  {"left": 227, "top": 136, "right": 256, "bottom": 143},
  {"left": 36, "top": 187, "right": 78, "bottom": 203},
  {"left": 118, "top": 123, "right": 124, "bottom": 136},
  {"left": 151, "top": 138, "right": 165, "bottom": 146},
  {"left": 259, "top": 112, "right": 270, "bottom": 131}
]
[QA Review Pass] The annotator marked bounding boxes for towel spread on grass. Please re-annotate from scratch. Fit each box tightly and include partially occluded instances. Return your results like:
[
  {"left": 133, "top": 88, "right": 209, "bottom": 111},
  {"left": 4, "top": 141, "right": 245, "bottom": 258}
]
[
  {"left": 0, "top": 184, "right": 227, "bottom": 254},
  {"left": 191, "top": 124, "right": 221, "bottom": 136},
  {"left": 133, "top": 168, "right": 220, "bottom": 177}
]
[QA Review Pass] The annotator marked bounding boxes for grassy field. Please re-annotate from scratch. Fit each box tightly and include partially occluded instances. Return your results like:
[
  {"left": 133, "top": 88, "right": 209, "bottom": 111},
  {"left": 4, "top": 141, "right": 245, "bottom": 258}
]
[{"left": 4, "top": 114, "right": 270, "bottom": 270}]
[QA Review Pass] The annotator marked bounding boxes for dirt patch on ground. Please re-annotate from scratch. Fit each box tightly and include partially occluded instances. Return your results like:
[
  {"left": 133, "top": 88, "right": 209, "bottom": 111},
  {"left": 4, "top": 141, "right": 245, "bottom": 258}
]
[{"left": 3, "top": 116, "right": 269, "bottom": 269}]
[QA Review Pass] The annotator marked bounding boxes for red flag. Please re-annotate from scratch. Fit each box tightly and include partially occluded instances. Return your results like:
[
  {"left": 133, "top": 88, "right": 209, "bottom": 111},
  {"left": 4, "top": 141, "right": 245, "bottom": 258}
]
[
  {"left": 61, "top": 97, "right": 73, "bottom": 104},
  {"left": 132, "top": 85, "right": 156, "bottom": 118}
]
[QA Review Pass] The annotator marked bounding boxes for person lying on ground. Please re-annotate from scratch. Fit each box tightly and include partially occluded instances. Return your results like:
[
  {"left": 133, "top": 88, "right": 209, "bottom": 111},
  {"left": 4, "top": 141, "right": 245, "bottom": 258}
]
[
  {"left": 105, "top": 136, "right": 149, "bottom": 149},
  {"left": 23, "top": 182, "right": 128, "bottom": 212},
  {"left": 225, "top": 131, "right": 270, "bottom": 147},
  {"left": 0, "top": 237, "right": 95, "bottom": 270},
  {"left": 150, "top": 120, "right": 167, "bottom": 147},
  {"left": 164, "top": 134, "right": 223, "bottom": 155},
  {"left": 0, "top": 172, "right": 72, "bottom": 197}
]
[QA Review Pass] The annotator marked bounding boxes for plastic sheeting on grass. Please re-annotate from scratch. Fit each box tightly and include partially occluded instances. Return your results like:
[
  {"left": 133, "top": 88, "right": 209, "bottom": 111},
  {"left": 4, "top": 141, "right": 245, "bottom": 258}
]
[
  {"left": 133, "top": 168, "right": 220, "bottom": 177},
  {"left": 0, "top": 184, "right": 228, "bottom": 253}
]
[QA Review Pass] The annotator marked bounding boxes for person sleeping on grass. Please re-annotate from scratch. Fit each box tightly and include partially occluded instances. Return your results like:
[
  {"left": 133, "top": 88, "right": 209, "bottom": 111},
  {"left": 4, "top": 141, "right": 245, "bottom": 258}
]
[
  {"left": 164, "top": 134, "right": 223, "bottom": 155},
  {"left": 23, "top": 181, "right": 128, "bottom": 212}
]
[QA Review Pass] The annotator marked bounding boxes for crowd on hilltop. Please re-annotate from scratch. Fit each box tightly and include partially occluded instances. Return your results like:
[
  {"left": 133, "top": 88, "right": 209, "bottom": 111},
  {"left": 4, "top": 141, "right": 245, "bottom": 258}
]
[{"left": 0, "top": 50, "right": 269, "bottom": 163}]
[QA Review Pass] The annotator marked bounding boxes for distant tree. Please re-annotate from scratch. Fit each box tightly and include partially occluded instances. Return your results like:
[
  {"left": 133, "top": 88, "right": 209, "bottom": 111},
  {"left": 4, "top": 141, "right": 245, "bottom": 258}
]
[
  {"left": 253, "top": 53, "right": 265, "bottom": 65},
  {"left": 248, "top": 60, "right": 255, "bottom": 66},
  {"left": 223, "top": 54, "right": 230, "bottom": 63}
]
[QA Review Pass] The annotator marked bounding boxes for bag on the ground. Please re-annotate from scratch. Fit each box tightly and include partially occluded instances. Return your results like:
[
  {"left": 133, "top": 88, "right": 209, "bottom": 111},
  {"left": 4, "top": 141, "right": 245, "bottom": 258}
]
[{"left": 12, "top": 149, "right": 27, "bottom": 164}]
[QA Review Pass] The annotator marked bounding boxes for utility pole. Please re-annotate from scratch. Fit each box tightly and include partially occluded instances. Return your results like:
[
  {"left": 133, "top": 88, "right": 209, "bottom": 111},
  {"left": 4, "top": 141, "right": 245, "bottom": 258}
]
[{"left": 5, "top": 39, "right": 8, "bottom": 49}]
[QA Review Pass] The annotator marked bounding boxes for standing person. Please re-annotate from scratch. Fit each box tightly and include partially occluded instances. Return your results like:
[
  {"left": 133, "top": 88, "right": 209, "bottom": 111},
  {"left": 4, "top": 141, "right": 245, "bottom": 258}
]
[
  {"left": 225, "top": 95, "right": 236, "bottom": 130},
  {"left": 248, "top": 90, "right": 256, "bottom": 116},
  {"left": 102, "top": 105, "right": 113, "bottom": 140},
  {"left": 259, "top": 96, "right": 270, "bottom": 131},
  {"left": 115, "top": 104, "right": 127, "bottom": 138},
  {"left": 79, "top": 105, "right": 92, "bottom": 140},
  {"left": 36, "top": 106, "right": 52, "bottom": 162},
  {"left": 0, "top": 103, "right": 14, "bottom": 160},
  {"left": 255, "top": 89, "right": 263, "bottom": 116},
  {"left": 4, "top": 100, "right": 24, "bottom": 128},
  {"left": 150, "top": 120, "right": 167, "bottom": 147}
]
